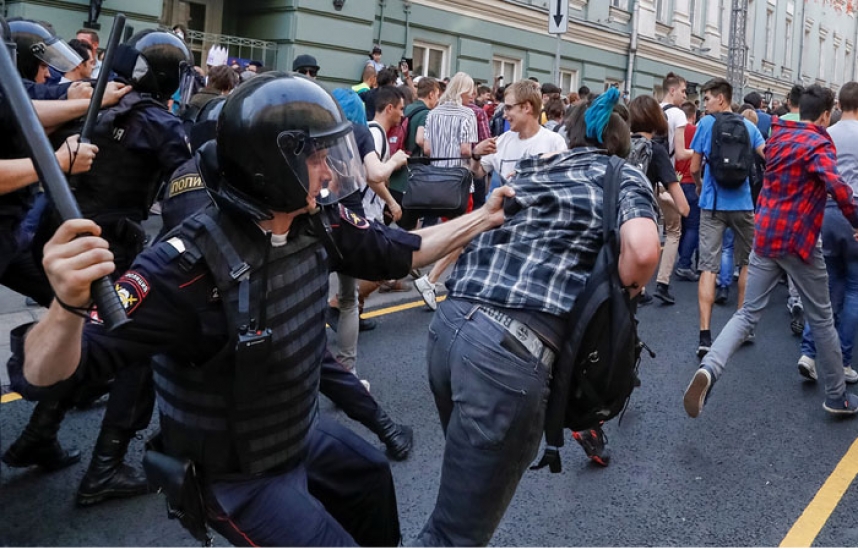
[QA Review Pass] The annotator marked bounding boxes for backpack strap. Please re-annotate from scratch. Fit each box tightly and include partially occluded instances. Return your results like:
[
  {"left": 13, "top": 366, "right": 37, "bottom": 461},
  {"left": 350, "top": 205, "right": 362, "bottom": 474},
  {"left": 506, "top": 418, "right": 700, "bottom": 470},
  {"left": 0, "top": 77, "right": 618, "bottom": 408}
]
[{"left": 532, "top": 154, "right": 625, "bottom": 474}]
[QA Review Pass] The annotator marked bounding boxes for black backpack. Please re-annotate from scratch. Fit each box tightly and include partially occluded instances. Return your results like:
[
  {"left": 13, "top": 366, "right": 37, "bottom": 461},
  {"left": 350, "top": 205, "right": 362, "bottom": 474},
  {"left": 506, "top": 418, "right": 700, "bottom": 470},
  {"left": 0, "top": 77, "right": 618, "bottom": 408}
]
[
  {"left": 490, "top": 107, "right": 506, "bottom": 137},
  {"left": 532, "top": 156, "right": 653, "bottom": 474},
  {"left": 708, "top": 112, "right": 753, "bottom": 189}
]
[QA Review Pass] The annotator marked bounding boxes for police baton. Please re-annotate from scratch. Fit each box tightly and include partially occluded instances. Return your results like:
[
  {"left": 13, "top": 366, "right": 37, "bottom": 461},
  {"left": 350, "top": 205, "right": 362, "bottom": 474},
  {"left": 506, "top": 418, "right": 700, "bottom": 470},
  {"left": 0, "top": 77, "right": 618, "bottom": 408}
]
[
  {"left": 0, "top": 31, "right": 129, "bottom": 330},
  {"left": 80, "top": 13, "right": 125, "bottom": 143}
]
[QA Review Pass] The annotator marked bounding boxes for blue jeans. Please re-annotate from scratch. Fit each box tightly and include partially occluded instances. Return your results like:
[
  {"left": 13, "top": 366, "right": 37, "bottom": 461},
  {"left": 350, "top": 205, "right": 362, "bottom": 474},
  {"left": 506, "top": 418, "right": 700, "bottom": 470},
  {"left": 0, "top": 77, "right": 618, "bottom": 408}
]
[
  {"left": 677, "top": 183, "right": 700, "bottom": 270},
  {"left": 718, "top": 228, "right": 735, "bottom": 288},
  {"left": 414, "top": 298, "right": 552, "bottom": 546},
  {"left": 800, "top": 203, "right": 858, "bottom": 367}
]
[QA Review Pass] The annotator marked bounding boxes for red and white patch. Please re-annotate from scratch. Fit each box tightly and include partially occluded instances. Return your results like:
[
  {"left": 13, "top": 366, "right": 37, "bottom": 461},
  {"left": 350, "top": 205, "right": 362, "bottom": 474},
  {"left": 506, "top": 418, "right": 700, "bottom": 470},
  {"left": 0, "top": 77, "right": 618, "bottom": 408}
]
[
  {"left": 113, "top": 271, "right": 151, "bottom": 315},
  {"left": 339, "top": 204, "right": 370, "bottom": 230}
]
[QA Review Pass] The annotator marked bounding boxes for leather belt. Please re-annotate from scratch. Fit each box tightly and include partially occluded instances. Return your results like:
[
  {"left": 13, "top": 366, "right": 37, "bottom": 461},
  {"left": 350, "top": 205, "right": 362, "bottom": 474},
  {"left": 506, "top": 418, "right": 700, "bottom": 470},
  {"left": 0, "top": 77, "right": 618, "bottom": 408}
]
[{"left": 477, "top": 306, "right": 556, "bottom": 367}]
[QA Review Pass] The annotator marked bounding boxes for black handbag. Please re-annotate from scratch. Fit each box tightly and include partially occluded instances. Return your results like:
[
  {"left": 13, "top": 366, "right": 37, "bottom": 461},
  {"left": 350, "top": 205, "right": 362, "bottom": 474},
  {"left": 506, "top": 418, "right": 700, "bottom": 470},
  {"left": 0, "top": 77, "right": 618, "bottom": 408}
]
[{"left": 403, "top": 158, "right": 473, "bottom": 218}]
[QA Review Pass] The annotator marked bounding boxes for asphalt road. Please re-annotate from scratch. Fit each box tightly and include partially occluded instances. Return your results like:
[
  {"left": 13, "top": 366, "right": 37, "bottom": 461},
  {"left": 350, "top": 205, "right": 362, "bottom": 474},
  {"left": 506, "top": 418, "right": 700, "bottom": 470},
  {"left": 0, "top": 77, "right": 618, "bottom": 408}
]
[{"left": 2, "top": 266, "right": 858, "bottom": 546}]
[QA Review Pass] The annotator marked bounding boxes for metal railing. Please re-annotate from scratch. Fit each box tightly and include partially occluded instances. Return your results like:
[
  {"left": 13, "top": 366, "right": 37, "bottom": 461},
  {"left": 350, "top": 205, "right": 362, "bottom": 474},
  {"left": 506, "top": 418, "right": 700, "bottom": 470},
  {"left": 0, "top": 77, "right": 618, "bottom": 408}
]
[{"left": 162, "top": 28, "right": 279, "bottom": 69}]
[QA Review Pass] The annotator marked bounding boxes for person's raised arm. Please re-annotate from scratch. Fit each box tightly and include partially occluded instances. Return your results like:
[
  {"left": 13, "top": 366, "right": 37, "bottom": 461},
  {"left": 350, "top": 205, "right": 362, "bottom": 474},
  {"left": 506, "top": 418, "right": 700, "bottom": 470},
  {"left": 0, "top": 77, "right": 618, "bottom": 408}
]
[
  {"left": 0, "top": 135, "right": 98, "bottom": 195},
  {"left": 23, "top": 219, "right": 115, "bottom": 387}
]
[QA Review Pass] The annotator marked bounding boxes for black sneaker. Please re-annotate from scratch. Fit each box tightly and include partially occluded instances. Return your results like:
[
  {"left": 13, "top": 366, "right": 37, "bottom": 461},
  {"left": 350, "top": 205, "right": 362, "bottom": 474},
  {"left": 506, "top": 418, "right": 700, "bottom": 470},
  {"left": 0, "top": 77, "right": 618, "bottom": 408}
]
[
  {"left": 572, "top": 425, "right": 610, "bottom": 467},
  {"left": 790, "top": 304, "right": 805, "bottom": 336},
  {"left": 359, "top": 316, "right": 377, "bottom": 332},
  {"left": 674, "top": 267, "right": 699, "bottom": 281},
  {"left": 638, "top": 291, "right": 654, "bottom": 306},
  {"left": 714, "top": 285, "right": 729, "bottom": 305},
  {"left": 654, "top": 283, "right": 675, "bottom": 305},
  {"left": 697, "top": 332, "right": 712, "bottom": 358}
]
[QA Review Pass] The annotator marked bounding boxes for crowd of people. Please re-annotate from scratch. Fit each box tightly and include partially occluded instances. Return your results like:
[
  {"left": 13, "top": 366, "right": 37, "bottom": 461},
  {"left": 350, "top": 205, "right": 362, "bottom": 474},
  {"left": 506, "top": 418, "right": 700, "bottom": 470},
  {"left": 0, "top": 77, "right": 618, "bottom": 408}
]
[{"left": 1, "top": 12, "right": 858, "bottom": 547}]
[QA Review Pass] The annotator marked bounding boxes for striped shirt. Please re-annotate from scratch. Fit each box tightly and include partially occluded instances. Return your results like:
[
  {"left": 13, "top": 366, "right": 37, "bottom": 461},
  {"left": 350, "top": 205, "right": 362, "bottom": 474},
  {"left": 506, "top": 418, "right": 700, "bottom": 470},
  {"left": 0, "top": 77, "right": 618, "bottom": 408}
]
[{"left": 424, "top": 102, "right": 477, "bottom": 168}]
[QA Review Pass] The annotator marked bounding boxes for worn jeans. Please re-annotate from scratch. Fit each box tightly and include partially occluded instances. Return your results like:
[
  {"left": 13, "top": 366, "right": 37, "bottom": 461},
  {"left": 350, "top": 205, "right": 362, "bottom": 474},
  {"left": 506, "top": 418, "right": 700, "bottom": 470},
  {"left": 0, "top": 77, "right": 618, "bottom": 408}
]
[
  {"left": 718, "top": 228, "right": 735, "bottom": 288},
  {"left": 703, "top": 249, "right": 846, "bottom": 400},
  {"left": 414, "top": 298, "right": 552, "bottom": 547},
  {"left": 800, "top": 202, "right": 858, "bottom": 367},
  {"left": 335, "top": 274, "right": 359, "bottom": 372},
  {"left": 677, "top": 183, "right": 700, "bottom": 270}
]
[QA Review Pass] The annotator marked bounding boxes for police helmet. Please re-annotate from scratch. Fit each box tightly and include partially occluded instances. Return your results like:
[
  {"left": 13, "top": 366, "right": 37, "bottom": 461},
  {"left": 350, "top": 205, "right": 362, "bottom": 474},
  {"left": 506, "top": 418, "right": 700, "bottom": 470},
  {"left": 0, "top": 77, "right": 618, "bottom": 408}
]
[
  {"left": 215, "top": 72, "right": 365, "bottom": 220},
  {"left": 122, "top": 29, "right": 192, "bottom": 100},
  {"left": 0, "top": 17, "right": 15, "bottom": 67},
  {"left": 8, "top": 19, "right": 82, "bottom": 80},
  {"left": 189, "top": 96, "right": 226, "bottom": 152}
]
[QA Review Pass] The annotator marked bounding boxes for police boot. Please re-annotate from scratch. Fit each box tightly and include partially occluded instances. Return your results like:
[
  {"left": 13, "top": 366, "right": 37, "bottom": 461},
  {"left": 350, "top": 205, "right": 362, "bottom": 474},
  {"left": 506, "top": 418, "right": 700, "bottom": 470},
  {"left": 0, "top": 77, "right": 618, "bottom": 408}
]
[
  {"left": 369, "top": 408, "right": 413, "bottom": 461},
  {"left": 76, "top": 427, "right": 149, "bottom": 507},
  {"left": 1, "top": 399, "right": 81, "bottom": 471}
]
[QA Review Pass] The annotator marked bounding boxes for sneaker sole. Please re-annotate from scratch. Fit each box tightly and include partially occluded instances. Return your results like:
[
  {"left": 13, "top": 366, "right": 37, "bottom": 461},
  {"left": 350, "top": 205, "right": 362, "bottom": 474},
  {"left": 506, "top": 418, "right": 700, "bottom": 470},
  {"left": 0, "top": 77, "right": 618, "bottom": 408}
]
[
  {"left": 798, "top": 363, "right": 818, "bottom": 382},
  {"left": 655, "top": 294, "right": 675, "bottom": 305},
  {"left": 822, "top": 402, "right": 858, "bottom": 415},
  {"left": 684, "top": 369, "right": 711, "bottom": 418}
]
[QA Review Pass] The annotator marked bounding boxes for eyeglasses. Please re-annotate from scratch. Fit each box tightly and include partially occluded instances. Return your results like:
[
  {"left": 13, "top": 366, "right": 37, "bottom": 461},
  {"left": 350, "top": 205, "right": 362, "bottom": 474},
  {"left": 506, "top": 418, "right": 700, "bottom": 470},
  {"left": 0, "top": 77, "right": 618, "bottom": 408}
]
[
  {"left": 504, "top": 102, "right": 526, "bottom": 113},
  {"left": 297, "top": 68, "right": 318, "bottom": 77}
]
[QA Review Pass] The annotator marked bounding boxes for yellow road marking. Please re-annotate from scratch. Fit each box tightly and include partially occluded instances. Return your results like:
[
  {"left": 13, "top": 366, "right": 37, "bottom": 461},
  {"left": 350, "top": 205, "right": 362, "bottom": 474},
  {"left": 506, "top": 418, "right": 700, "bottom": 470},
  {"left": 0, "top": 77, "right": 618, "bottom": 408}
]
[
  {"left": 1, "top": 392, "right": 21, "bottom": 403},
  {"left": 780, "top": 437, "right": 858, "bottom": 547},
  {"left": 360, "top": 295, "right": 446, "bottom": 319}
]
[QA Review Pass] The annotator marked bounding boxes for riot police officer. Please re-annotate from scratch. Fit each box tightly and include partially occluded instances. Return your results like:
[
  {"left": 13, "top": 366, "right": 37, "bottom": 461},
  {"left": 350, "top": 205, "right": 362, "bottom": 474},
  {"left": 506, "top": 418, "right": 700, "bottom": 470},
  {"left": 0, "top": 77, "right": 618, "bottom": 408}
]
[
  {"left": 3, "top": 29, "right": 193, "bottom": 507},
  {"left": 10, "top": 73, "right": 512, "bottom": 546}
]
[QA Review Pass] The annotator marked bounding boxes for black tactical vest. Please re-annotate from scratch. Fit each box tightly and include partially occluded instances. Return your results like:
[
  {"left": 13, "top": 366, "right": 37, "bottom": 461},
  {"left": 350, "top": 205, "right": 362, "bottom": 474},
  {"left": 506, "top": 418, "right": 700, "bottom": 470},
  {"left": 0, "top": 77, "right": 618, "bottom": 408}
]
[
  {"left": 52, "top": 90, "right": 167, "bottom": 222},
  {"left": 152, "top": 208, "right": 329, "bottom": 477}
]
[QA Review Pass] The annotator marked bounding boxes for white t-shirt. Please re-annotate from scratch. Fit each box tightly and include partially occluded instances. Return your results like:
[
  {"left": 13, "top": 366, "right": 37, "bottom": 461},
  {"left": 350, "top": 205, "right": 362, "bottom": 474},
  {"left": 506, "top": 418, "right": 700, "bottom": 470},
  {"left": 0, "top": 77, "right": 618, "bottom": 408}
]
[
  {"left": 660, "top": 102, "right": 688, "bottom": 164},
  {"left": 480, "top": 126, "right": 567, "bottom": 180},
  {"left": 364, "top": 122, "right": 389, "bottom": 222}
]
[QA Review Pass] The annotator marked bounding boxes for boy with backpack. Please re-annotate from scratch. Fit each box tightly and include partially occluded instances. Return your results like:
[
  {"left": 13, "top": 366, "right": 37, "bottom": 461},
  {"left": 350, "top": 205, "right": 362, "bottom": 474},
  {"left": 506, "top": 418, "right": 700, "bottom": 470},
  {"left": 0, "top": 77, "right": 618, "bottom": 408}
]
[
  {"left": 689, "top": 77, "right": 765, "bottom": 357},
  {"left": 685, "top": 84, "right": 858, "bottom": 419}
]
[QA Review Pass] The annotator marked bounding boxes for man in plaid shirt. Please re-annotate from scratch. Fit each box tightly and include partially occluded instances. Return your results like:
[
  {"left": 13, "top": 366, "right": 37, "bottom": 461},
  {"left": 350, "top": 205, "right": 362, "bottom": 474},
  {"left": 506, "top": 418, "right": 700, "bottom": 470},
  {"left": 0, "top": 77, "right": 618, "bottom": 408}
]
[{"left": 685, "top": 84, "right": 858, "bottom": 419}]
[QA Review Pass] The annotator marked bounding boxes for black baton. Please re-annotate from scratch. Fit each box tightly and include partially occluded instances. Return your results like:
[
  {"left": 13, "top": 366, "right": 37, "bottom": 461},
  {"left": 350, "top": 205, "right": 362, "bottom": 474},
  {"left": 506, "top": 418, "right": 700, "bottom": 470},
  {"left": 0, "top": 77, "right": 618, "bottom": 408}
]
[
  {"left": 0, "top": 33, "right": 129, "bottom": 330},
  {"left": 80, "top": 13, "right": 125, "bottom": 143}
]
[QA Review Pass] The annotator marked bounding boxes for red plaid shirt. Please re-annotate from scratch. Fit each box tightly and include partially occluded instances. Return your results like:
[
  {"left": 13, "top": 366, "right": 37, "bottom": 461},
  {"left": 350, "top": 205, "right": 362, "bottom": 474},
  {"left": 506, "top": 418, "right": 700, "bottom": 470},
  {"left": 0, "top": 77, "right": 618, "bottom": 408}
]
[
  {"left": 755, "top": 118, "right": 858, "bottom": 261},
  {"left": 467, "top": 102, "right": 492, "bottom": 142}
]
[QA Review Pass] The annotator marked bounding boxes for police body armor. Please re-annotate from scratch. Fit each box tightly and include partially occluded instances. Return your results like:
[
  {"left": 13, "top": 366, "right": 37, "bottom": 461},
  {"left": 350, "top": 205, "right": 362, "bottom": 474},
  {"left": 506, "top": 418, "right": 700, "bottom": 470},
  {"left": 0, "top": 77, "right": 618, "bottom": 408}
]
[{"left": 151, "top": 207, "right": 329, "bottom": 477}]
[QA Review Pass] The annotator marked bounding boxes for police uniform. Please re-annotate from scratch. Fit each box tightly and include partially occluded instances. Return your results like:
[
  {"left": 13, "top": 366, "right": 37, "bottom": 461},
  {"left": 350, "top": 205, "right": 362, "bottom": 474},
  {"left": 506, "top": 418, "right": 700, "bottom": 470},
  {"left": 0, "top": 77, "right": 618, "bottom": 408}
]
[{"left": 11, "top": 202, "right": 419, "bottom": 546}]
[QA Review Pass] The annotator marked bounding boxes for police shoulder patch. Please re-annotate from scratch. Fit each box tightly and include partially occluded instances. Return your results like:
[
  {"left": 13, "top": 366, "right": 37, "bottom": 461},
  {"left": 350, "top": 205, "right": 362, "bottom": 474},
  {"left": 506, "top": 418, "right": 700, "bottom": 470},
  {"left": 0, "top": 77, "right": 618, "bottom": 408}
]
[
  {"left": 114, "top": 271, "right": 151, "bottom": 314},
  {"left": 167, "top": 173, "right": 204, "bottom": 198},
  {"left": 339, "top": 204, "right": 370, "bottom": 230}
]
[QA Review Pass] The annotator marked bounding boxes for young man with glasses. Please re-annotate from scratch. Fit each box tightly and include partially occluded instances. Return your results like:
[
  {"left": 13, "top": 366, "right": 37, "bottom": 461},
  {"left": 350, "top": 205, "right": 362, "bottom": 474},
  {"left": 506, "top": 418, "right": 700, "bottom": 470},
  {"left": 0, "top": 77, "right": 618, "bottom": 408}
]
[{"left": 292, "top": 54, "right": 319, "bottom": 78}]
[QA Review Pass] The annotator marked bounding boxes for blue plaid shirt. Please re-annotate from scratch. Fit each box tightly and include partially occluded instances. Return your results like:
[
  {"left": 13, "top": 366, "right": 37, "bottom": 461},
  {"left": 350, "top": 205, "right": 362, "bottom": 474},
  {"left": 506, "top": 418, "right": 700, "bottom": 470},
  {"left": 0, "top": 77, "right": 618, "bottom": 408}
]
[{"left": 446, "top": 148, "right": 657, "bottom": 316}]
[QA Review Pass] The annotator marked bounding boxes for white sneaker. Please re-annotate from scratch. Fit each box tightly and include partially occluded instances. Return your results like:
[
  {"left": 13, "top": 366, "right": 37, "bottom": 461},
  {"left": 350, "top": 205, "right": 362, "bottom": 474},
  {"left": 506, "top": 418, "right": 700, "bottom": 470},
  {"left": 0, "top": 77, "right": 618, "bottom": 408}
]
[
  {"left": 797, "top": 355, "right": 818, "bottom": 381},
  {"left": 844, "top": 366, "right": 858, "bottom": 384},
  {"left": 414, "top": 275, "right": 437, "bottom": 311}
]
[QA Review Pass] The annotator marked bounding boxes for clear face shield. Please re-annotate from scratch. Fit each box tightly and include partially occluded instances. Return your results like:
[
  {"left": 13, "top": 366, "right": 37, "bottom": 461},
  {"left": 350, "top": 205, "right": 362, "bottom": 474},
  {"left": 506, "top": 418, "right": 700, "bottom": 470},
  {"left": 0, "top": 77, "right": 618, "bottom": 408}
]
[
  {"left": 178, "top": 61, "right": 196, "bottom": 109},
  {"left": 30, "top": 36, "right": 82, "bottom": 73},
  {"left": 277, "top": 126, "right": 365, "bottom": 208},
  {"left": 4, "top": 41, "right": 15, "bottom": 67}
]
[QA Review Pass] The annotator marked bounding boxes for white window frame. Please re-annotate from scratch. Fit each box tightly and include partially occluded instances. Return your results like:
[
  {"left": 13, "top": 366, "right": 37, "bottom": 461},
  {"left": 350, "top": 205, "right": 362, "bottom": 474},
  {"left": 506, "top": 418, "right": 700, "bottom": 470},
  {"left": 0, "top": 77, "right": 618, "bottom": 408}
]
[
  {"left": 604, "top": 79, "right": 624, "bottom": 92},
  {"left": 559, "top": 70, "right": 579, "bottom": 95},
  {"left": 412, "top": 41, "right": 449, "bottom": 79},
  {"left": 764, "top": 8, "right": 775, "bottom": 61},
  {"left": 656, "top": 0, "right": 671, "bottom": 23},
  {"left": 492, "top": 56, "right": 521, "bottom": 84},
  {"left": 784, "top": 16, "right": 793, "bottom": 68},
  {"left": 746, "top": 0, "right": 756, "bottom": 56},
  {"left": 819, "top": 37, "right": 826, "bottom": 81}
]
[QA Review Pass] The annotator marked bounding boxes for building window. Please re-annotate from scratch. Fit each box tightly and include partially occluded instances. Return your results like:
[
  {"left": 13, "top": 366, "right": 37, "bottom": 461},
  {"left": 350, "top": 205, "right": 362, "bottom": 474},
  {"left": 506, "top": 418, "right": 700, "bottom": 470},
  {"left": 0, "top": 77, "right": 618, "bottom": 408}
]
[
  {"left": 746, "top": 0, "right": 756, "bottom": 55},
  {"left": 656, "top": 0, "right": 671, "bottom": 22},
  {"left": 492, "top": 57, "right": 521, "bottom": 84},
  {"left": 690, "top": 0, "right": 703, "bottom": 36},
  {"left": 559, "top": 70, "right": 578, "bottom": 95},
  {"left": 784, "top": 17, "right": 793, "bottom": 67},
  {"left": 611, "top": 0, "right": 627, "bottom": 9},
  {"left": 819, "top": 38, "right": 826, "bottom": 81},
  {"left": 834, "top": 43, "right": 841, "bottom": 85},
  {"left": 764, "top": 9, "right": 775, "bottom": 61},
  {"left": 413, "top": 42, "right": 448, "bottom": 79},
  {"left": 604, "top": 79, "right": 623, "bottom": 92}
]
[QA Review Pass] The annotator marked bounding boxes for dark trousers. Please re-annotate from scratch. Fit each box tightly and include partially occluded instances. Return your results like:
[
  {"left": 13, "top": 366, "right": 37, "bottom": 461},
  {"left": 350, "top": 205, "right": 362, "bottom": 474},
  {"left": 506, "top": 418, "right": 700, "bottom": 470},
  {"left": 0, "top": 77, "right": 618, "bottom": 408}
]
[
  {"left": 389, "top": 189, "right": 421, "bottom": 231},
  {"left": 676, "top": 182, "right": 700, "bottom": 270},
  {"left": 205, "top": 417, "right": 401, "bottom": 547},
  {"left": 320, "top": 349, "right": 378, "bottom": 424}
]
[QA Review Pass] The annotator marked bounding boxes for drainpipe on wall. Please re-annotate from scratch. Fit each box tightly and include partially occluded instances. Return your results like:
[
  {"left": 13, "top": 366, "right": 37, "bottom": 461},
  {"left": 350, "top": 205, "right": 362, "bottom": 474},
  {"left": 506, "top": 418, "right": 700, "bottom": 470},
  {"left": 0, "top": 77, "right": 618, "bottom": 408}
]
[
  {"left": 403, "top": 0, "right": 411, "bottom": 58},
  {"left": 376, "top": 0, "right": 386, "bottom": 46},
  {"left": 625, "top": 0, "right": 640, "bottom": 97}
]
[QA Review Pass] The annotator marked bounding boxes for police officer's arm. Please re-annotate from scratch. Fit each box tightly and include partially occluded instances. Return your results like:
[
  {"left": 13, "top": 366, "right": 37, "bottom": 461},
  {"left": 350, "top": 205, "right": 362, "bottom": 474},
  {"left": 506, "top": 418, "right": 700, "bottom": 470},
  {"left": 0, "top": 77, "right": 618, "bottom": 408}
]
[
  {"left": 0, "top": 135, "right": 97, "bottom": 195},
  {"left": 34, "top": 82, "right": 132, "bottom": 132},
  {"left": 411, "top": 185, "right": 514, "bottom": 267},
  {"left": 21, "top": 219, "right": 114, "bottom": 387}
]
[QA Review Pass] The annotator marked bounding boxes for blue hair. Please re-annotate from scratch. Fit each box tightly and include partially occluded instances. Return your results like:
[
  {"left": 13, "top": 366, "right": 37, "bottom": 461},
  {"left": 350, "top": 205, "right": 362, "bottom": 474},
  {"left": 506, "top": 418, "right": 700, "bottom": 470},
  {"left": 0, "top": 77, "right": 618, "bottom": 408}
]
[
  {"left": 585, "top": 87, "right": 620, "bottom": 144},
  {"left": 332, "top": 88, "right": 367, "bottom": 126}
]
